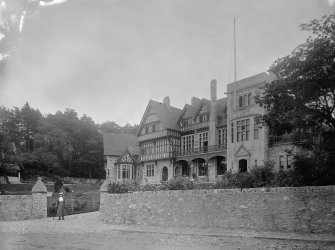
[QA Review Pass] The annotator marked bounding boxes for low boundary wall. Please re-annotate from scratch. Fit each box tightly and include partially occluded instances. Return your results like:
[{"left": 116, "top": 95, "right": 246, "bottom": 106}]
[
  {"left": 0, "top": 177, "right": 47, "bottom": 221},
  {"left": 100, "top": 185, "right": 335, "bottom": 234}
]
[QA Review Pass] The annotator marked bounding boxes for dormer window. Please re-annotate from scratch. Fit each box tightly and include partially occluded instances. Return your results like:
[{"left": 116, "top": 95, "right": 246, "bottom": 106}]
[
  {"left": 238, "top": 93, "right": 251, "bottom": 108},
  {"left": 180, "top": 118, "right": 192, "bottom": 127},
  {"left": 199, "top": 113, "right": 208, "bottom": 123}
]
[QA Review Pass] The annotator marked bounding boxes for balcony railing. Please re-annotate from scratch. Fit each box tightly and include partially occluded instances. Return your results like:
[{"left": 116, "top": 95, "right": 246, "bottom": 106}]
[
  {"left": 138, "top": 130, "right": 168, "bottom": 142},
  {"left": 140, "top": 152, "right": 174, "bottom": 162},
  {"left": 180, "top": 122, "right": 209, "bottom": 132},
  {"left": 175, "top": 144, "right": 227, "bottom": 157}
]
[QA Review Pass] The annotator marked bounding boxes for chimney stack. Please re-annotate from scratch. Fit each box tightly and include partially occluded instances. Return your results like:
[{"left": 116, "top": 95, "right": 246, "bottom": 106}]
[
  {"left": 163, "top": 96, "right": 170, "bottom": 107},
  {"left": 210, "top": 79, "right": 217, "bottom": 102}
]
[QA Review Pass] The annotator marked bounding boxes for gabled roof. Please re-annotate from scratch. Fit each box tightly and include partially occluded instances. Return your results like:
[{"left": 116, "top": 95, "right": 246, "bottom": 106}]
[
  {"left": 103, "top": 132, "right": 140, "bottom": 156},
  {"left": 193, "top": 98, "right": 210, "bottom": 120},
  {"left": 137, "top": 100, "right": 182, "bottom": 135},
  {"left": 177, "top": 103, "right": 197, "bottom": 125},
  {"left": 116, "top": 149, "right": 137, "bottom": 164}
]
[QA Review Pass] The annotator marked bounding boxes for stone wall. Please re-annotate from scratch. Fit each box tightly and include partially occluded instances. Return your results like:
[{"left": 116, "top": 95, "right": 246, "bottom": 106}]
[
  {"left": 0, "top": 177, "right": 47, "bottom": 221},
  {"left": 100, "top": 185, "right": 335, "bottom": 234},
  {"left": 0, "top": 195, "right": 33, "bottom": 220}
]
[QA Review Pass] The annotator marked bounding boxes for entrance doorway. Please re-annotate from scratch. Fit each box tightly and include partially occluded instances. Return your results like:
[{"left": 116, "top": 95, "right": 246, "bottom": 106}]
[{"left": 239, "top": 159, "right": 247, "bottom": 172}]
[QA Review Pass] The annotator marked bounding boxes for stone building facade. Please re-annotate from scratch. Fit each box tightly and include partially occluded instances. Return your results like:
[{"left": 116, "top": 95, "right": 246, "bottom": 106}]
[{"left": 103, "top": 72, "right": 295, "bottom": 184}]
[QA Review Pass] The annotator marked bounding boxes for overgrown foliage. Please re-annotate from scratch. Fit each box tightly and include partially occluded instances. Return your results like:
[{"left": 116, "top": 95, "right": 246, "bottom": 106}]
[
  {"left": 256, "top": 14, "right": 335, "bottom": 185},
  {"left": 161, "top": 177, "right": 195, "bottom": 190},
  {"left": 0, "top": 103, "right": 138, "bottom": 181}
]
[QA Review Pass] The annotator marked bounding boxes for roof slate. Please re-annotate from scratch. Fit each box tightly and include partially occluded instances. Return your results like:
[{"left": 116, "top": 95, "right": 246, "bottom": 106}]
[
  {"left": 103, "top": 132, "right": 140, "bottom": 156},
  {"left": 147, "top": 100, "right": 182, "bottom": 131}
]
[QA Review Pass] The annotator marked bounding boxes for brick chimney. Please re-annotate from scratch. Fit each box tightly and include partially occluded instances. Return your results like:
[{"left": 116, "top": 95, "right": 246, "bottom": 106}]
[
  {"left": 210, "top": 79, "right": 217, "bottom": 102},
  {"left": 163, "top": 96, "right": 170, "bottom": 107}
]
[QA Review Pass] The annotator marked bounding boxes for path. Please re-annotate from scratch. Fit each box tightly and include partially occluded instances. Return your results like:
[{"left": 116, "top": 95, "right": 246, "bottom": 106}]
[{"left": 0, "top": 212, "right": 334, "bottom": 250}]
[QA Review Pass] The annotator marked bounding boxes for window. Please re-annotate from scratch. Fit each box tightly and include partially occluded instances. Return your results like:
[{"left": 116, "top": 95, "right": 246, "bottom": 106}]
[
  {"left": 117, "top": 166, "right": 120, "bottom": 179},
  {"left": 182, "top": 135, "right": 194, "bottom": 153},
  {"left": 146, "top": 164, "right": 155, "bottom": 177},
  {"left": 199, "top": 113, "right": 208, "bottom": 123},
  {"left": 180, "top": 118, "right": 192, "bottom": 127},
  {"left": 117, "top": 165, "right": 132, "bottom": 180},
  {"left": 279, "top": 156, "right": 284, "bottom": 169},
  {"left": 237, "top": 119, "right": 250, "bottom": 142},
  {"left": 238, "top": 93, "right": 252, "bottom": 108},
  {"left": 141, "top": 142, "right": 155, "bottom": 155},
  {"left": 107, "top": 169, "right": 110, "bottom": 176},
  {"left": 217, "top": 158, "right": 227, "bottom": 175},
  {"left": 198, "top": 162, "right": 207, "bottom": 176},
  {"left": 255, "top": 160, "right": 257, "bottom": 166},
  {"left": 218, "top": 128, "right": 227, "bottom": 148},
  {"left": 254, "top": 116, "right": 261, "bottom": 140},
  {"left": 231, "top": 122, "right": 234, "bottom": 143},
  {"left": 287, "top": 155, "right": 292, "bottom": 169},
  {"left": 199, "top": 132, "right": 208, "bottom": 148},
  {"left": 122, "top": 164, "right": 131, "bottom": 179}
]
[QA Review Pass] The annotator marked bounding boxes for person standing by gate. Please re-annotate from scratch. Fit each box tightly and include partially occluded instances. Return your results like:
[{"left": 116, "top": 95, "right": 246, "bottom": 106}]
[{"left": 56, "top": 192, "right": 66, "bottom": 220}]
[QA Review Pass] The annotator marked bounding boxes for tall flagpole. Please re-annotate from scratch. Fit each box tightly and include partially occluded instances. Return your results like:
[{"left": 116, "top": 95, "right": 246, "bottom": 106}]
[{"left": 234, "top": 18, "right": 237, "bottom": 109}]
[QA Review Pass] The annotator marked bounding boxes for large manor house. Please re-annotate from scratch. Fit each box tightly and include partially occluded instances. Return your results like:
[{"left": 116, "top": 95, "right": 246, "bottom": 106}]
[{"left": 103, "top": 72, "right": 295, "bottom": 184}]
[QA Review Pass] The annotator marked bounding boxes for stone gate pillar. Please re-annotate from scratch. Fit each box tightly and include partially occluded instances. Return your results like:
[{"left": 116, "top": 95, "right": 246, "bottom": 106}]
[
  {"left": 31, "top": 177, "right": 47, "bottom": 219},
  {"left": 99, "top": 179, "right": 110, "bottom": 220}
]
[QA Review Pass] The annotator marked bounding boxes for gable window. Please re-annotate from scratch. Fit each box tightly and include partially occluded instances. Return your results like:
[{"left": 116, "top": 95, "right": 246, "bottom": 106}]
[
  {"left": 238, "top": 93, "right": 252, "bottom": 108},
  {"left": 146, "top": 164, "right": 155, "bottom": 177},
  {"left": 180, "top": 117, "right": 192, "bottom": 128},
  {"left": 199, "top": 113, "right": 208, "bottom": 123}
]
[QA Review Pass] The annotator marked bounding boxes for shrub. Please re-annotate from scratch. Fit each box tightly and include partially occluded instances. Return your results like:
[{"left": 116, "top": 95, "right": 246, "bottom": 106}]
[
  {"left": 250, "top": 162, "right": 275, "bottom": 187},
  {"left": 161, "top": 177, "right": 195, "bottom": 190},
  {"left": 74, "top": 200, "right": 87, "bottom": 211},
  {"left": 272, "top": 170, "right": 296, "bottom": 187},
  {"left": 107, "top": 182, "right": 128, "bottom": 194},
  {"left": 122, "top": 179, "right": 140, "bottom": 192},
  {"left": 213, "top": 170, "right": 255, "bottom": 189}
]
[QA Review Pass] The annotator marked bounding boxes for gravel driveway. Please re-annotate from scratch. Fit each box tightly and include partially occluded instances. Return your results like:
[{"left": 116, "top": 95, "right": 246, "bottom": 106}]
[{"left": 0, "top": 212, "right": 334, "bottom": 250}]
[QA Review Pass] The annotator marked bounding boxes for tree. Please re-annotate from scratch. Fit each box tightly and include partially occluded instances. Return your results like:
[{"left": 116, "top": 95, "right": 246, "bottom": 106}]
[{"left": 256, "top": 13, "right": 335, "bottom": 185}]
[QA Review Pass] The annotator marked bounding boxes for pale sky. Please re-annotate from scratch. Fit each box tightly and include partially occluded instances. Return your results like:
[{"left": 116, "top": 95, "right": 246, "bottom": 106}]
[{"left": 0, "top": 0, "right": 333, "bottom": 125}]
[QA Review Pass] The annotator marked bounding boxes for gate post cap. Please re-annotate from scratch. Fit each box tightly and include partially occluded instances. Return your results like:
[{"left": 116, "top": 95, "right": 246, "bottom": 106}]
[
  {"left": 100, "top": 179, "right": 110, "bottom": 192},
  {"left": 32, "top": 177, "right": 47, "bottom": 193}
]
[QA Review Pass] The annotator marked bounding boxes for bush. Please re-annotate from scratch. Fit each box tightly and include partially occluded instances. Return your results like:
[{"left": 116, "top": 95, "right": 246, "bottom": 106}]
[
  {"left": 107, "top": 182, "right": 129, "bottom": 194},
  {"left": 161, "top": 177, "right": 195, "bottom": 190},
  {"left": 272, "top": 170, "right": 296, "bottom": 187},
  {"left": 250, "top": 162, "right": 275, "bottom": 187}
]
